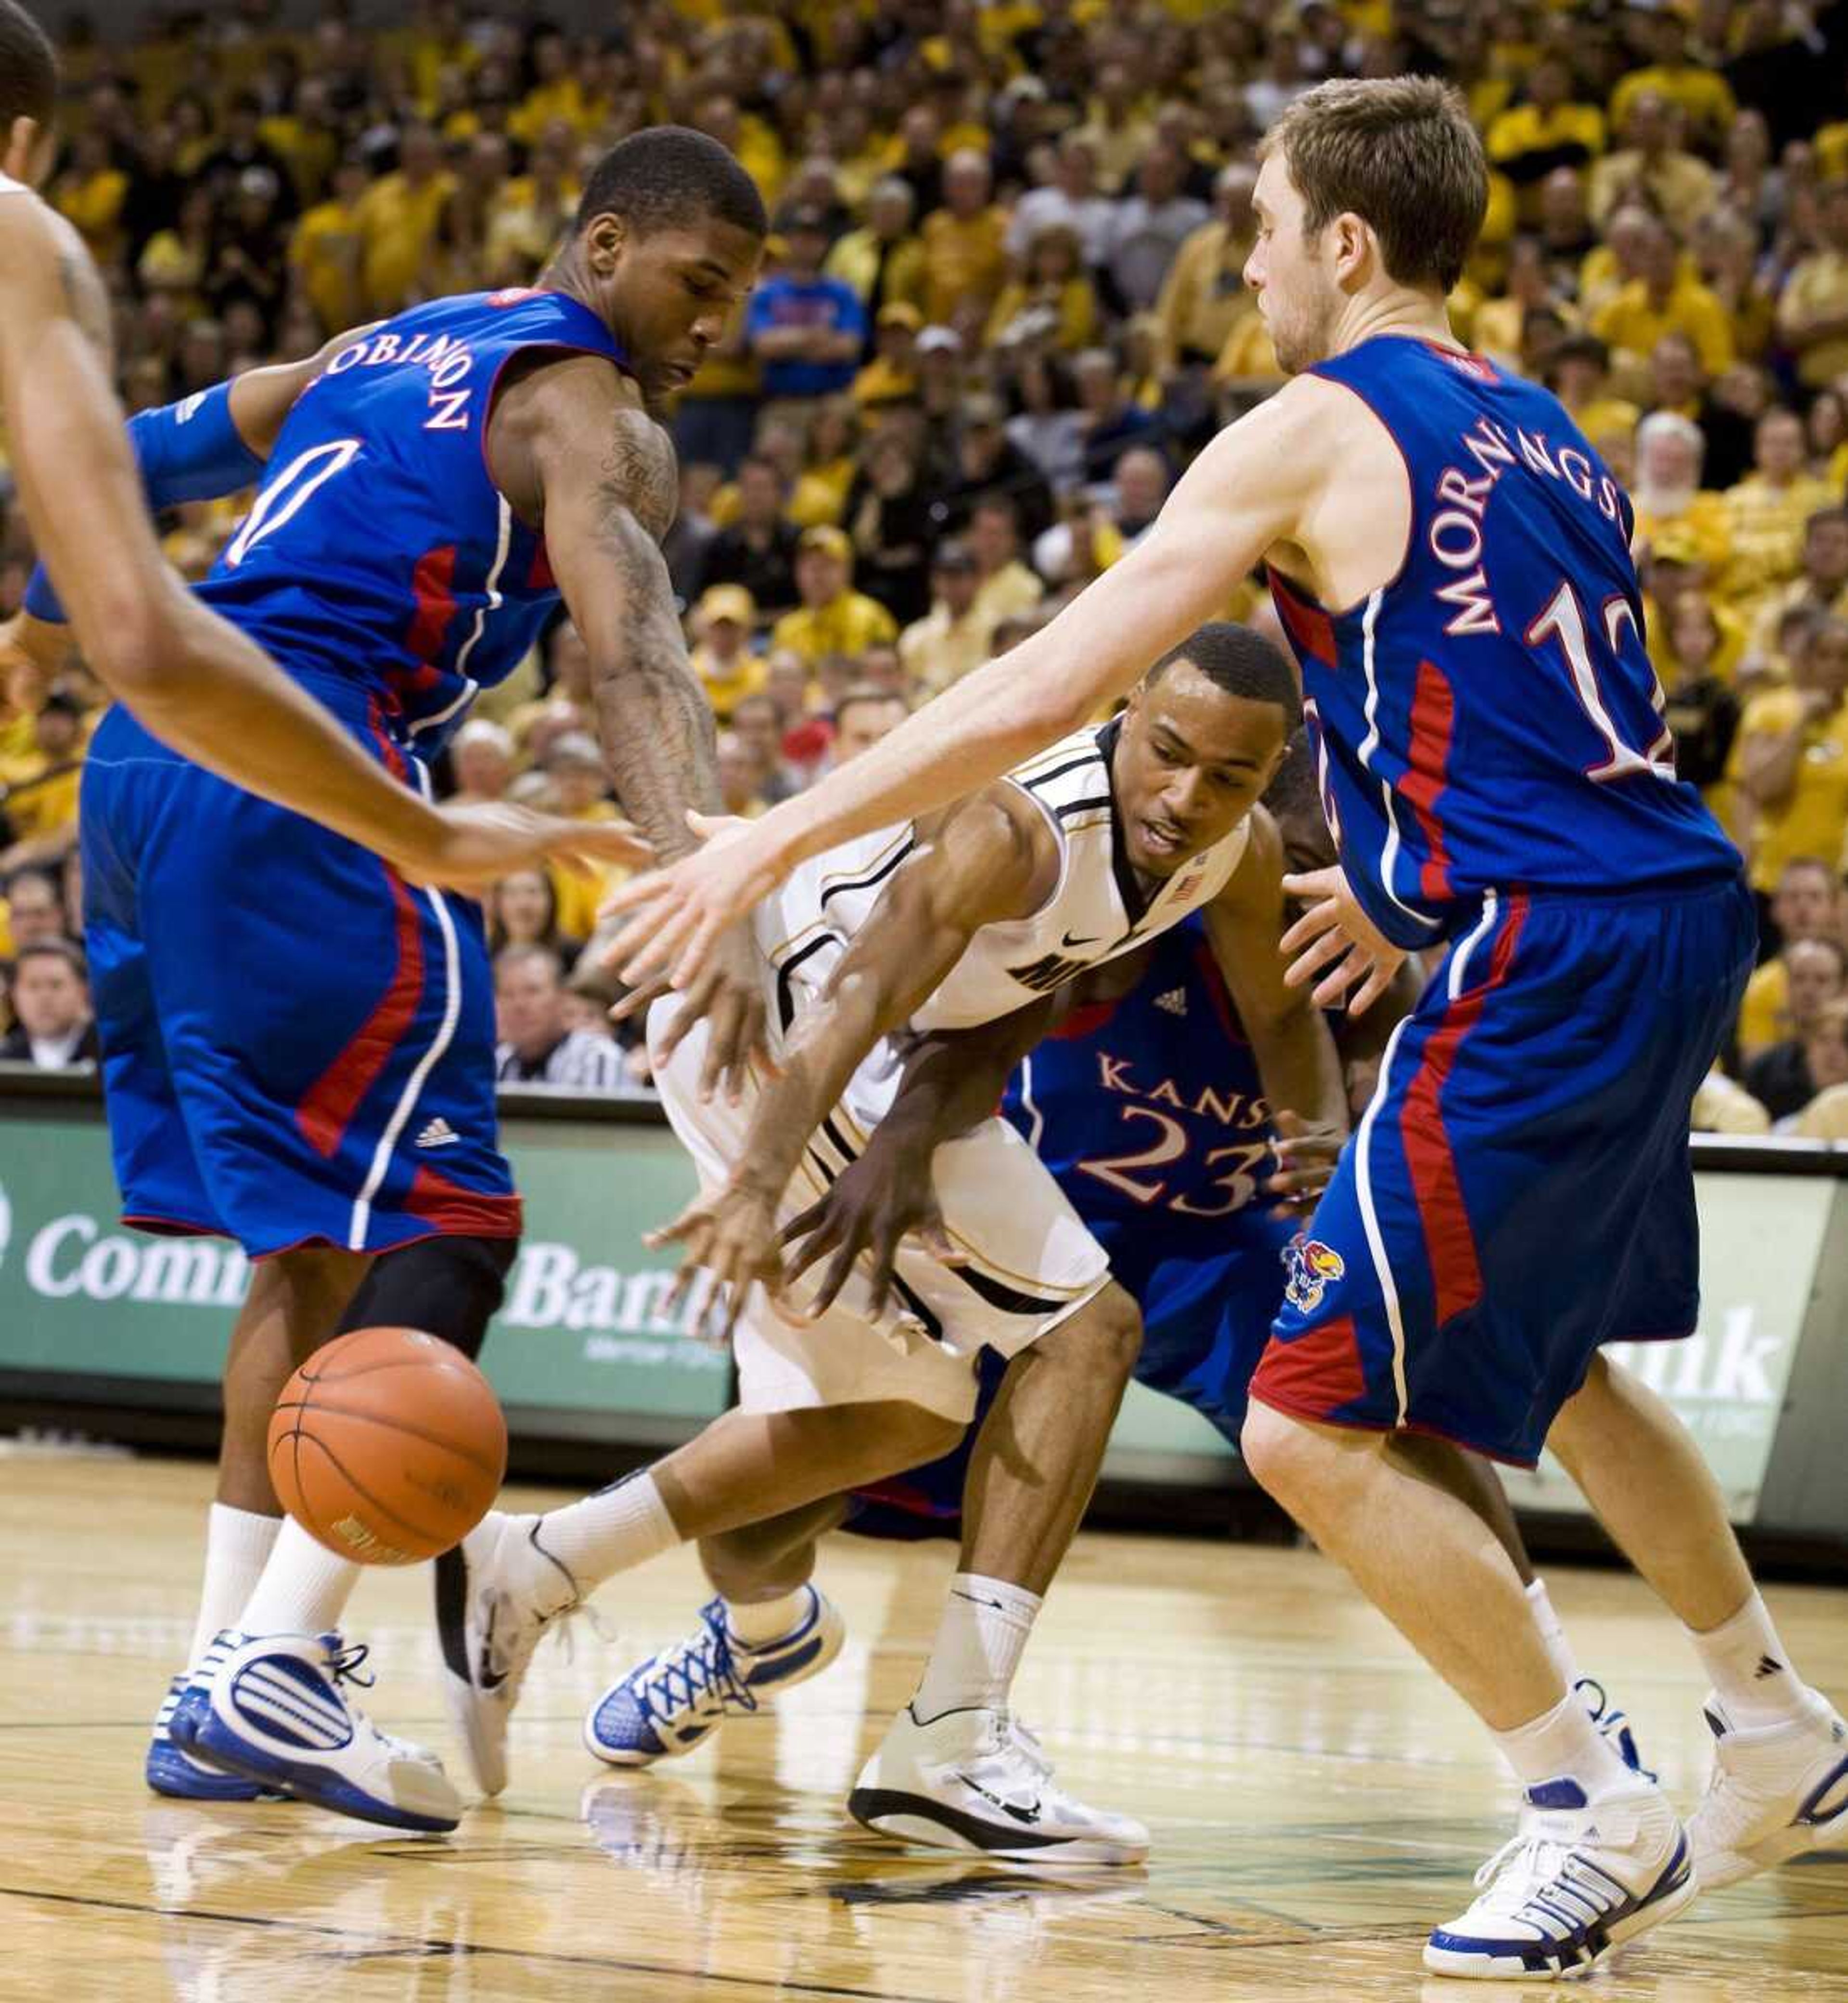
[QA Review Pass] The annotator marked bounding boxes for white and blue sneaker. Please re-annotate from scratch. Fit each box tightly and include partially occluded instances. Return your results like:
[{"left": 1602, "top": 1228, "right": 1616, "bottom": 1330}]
[
  {"left": 585, "top": 1588, "right": 846, "bottom": 1767},
  {"left": 169, "top": 1629, "right": 462, "bottom": 1834},
  {"left": 1423, "top": 1777, "right": 1697, "bottom": 1979},
  {"left": 1577, "top": 1677, "right": 1653, "bottom": 1781},
  {"left": 148, "top": 1662, "right": 270, "bottom": 1802},
  {"left": 435, "top": 1510, "right": 581, "bottom": 1798},
  {"left": 849, "top": 1704, "right": 1150, "bottom": 1864},
  {"left": 1688, "top": 1689, "right": 1848, "bottom": 1888}
]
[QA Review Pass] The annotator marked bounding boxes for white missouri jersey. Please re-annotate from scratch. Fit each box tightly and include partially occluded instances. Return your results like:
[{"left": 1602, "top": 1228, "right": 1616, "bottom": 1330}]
[{"left": 755, "top": 717, "right": 1250, "bottom": 1046}]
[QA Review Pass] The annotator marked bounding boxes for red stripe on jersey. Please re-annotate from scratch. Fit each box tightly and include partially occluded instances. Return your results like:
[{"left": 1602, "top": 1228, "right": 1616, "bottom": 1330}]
[
  {"left": 1400, "top": 894, "right": 1528, "bottom": 1326},
  {"left": 1266, "top": 567, "right": 1337, "bottom": 669},
  {"left": 1403, "top": 657, "right": 1456, "bottom": 901},
  {"left": 1250, "top": 1314, "right": 1367, "bottom": 1413},
  {"left": 528, "top": 539, "right": 555, "bottom": 592},
  {"left": 404, "top": 544, "right": 459, "bottom": 662},
  {"left": 295, "top": 868, "right": 426, "bottom": 1159},
  {"left": 1047, "top": 997, "right": 1118, "bottom": 1041},
  {"left": 404, "top": 1166, "right": 523, "bottom": 1238},
  {"left": 1192, "top": 936, "right": 1249, "bottom": 1046},
  {"left": 365, "top": 699, "right": 411, "bottom": 782}
]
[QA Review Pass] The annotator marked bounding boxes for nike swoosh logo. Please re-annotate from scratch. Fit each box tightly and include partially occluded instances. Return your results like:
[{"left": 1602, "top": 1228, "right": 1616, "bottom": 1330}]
[
  {"left": 1061, "top": 931, "right": 1100, "bottom": 947},
  {"left": 477, "top": 1597, "right": 507, "bottom": 1693},
  {"left": 956, "top": 1772, "right": 1042, "bottom": 1824}
]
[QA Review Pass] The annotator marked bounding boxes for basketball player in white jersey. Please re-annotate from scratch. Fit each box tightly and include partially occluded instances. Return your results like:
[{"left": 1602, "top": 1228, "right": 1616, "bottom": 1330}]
[
  {"left": 0, "top": 0, "right": 631, "bottom": 891},
  {"left": 605, "top": 75, "right": 1846, "bottom": 1977},
  {"left": 437, "top": 623, "right": 1346, "bottom": 1859}
]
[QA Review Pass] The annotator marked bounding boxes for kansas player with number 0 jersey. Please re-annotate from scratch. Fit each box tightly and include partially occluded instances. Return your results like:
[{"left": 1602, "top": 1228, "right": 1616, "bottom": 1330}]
[
  {"left": 610, "top": 79, "right": 1848, "bottom": 1980},
  {"left": 64, "top": 128, "right": 772, "bottom": 1834}
]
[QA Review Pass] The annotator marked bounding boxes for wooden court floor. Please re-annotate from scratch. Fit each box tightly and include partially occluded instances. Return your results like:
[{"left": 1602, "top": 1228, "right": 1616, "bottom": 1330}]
[{"left": 1, "top": 1456, "right": 1845, "bottom": 2003}]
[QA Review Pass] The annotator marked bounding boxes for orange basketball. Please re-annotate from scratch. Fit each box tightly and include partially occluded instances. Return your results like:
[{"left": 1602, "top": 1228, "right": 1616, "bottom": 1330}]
[{"left": 268, "top": 1327, "right": 508, "bottom": 1566}]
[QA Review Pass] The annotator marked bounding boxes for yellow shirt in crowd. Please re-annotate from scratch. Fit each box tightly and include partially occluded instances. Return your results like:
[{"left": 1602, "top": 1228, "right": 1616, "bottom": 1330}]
[
  {"left": 1591, "top": 274, "right": 1734, "bottom": 377},
  {"left": 771, "top": 591, "right": 898, "bottom": 665},
  {"left": 357, "top": 169, "right": 457, "bottom": 313},
  {"left": 1730, "top": 689, "right": 1848, "bottom": 893}
]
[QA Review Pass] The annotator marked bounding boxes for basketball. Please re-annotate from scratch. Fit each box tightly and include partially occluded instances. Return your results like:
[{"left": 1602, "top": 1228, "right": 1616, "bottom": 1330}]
[{"left": 267, "top": 1327, "right": 508, "bottom": 1567}]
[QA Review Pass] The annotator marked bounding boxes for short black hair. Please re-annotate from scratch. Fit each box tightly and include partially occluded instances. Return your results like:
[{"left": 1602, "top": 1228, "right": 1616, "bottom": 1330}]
[
  {"left": 0, "top": 0, "right": 57, "bottom": 131},
  {"left": 1150, "top": 622, "right": 1303, "bottom": 731},
  {"left": 12, "top": 937, "right": 85, "bottom": 980},
  {"left": 576, "top": 125, "right": 767, "bottom": 242}
]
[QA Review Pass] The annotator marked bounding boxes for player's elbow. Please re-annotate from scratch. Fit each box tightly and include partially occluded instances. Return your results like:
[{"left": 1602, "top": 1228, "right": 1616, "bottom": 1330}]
[{"left": 77, "top": 592, "right": 187, "bottom": 702}]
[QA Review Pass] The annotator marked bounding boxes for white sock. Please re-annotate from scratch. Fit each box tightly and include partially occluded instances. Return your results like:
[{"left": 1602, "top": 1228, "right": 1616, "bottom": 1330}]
[
  {"left": 1689, "top": 1590, "right": 1809, "bottom": 1729},
  {"left": 1493, "top": 1687, "right": 1637, "bottom": 1800},
  {"left": 911, "top": 1573, "right": 1042, "bottom": 1722},
  {"left": 235, "top": 1517, "right": 362, "bottom": 1638},
  {"left": 536, "top": 1472, "right": 679, "bottom": 1591},
  {"left": 724, "top": 1587, "right": 810, "bottom": 1648},
  {"left": 187, "top": 1505, "right": 282, "bottom": 1670},
  {"left": 1525, "top": 1578, "right": 1583, "bottom": 1694}
]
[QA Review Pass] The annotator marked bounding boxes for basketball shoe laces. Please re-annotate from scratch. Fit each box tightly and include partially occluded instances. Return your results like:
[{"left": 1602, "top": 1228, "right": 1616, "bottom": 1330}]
[
  {"left": 959, "top": 1710, "right": 1056, "bottom": 1812},
  {"left": 322, "top": 1637, "right": 444, "bottom": 1769},
  {"left": 635, "top": 1603, "right": 759, "bottom": 1730},
  {"left": 1464, "top": 1822, "right": 1621, "bottom": 1936}
]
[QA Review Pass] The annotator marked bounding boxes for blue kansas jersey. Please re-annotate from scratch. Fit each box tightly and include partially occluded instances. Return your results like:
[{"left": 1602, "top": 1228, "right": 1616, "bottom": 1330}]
[
  {"left": 193, "top": 288, "right": 628, "bottom": 756},
  {"left": 1268, "top": 336, "right": 1738, "bottom": 950},
  {"left": 848, "top": 916, "right": 1297, "bottom": 1536}
]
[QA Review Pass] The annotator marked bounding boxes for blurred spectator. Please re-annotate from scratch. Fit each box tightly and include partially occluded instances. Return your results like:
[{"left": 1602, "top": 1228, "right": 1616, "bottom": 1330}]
[
  {"left": 688, "top": 585, "right": 765, "bottom": 721},
  {"left": 1486, "top": 56, "right": 1606, "bottom": 194},
  {"left": 771, "top": 526, "right": 898, "bottom": 664},
  {"left": 931, "top": 392, "right": 1057, "bottom": 544},
  {"left": 1593, "top": 216, "right": 1733, "bottom": 379},
  {"left": 1661, "top": 595, "right": 1742, "bottom": 795},
  {"left": 1736, "top": 857, "right": 1843, "bottom": 1058},
  {"left": 1778, "top": 178, "right": 1848, "bottom": 391},
  {"left": 1609, "top": 13, "right": 1735, "bottom": 150},
  {"left": 845, "top": 427, "right": 934, "bottom": 625},
  {"left": 1730, "top": 617, "right": 1848, "bottom": 903},
  {"left": 449, "top": 720, "right": 513, "bottom": 806},
  {"left": 0, "top": 688, "right": 85, "bottom": 874},
  {"left": 921, "top": 150, "right": 1008, "bottom": 337},
  {"left": 357, "top": 124, "right": 454, "bottom": 314},
  {"left": 730, "top": 691, "right": 799, "bottom": 806},
  {"left": 747, "top": 208, "right": 865, "bottom": 402},
  {"left": 831, "top": 685, "right": 910, "bottom": 765},
  {"left": 988, "top": 223, "right": 1099, "bottom": 354},
  {"left": 715, "top": 729, "right": 767, "bottom": 819},
  {"left": 0, "top": 866, "right": 68, "bottom": 961},
  {"left": 1007, "top": 132, "right": 1116, "bottom": 270},
  {"left": 969, "top": 495, "right": 1046, "bottom": 632},
  {"left": 1153, "top": 164, "right": 1257, "bottom": 377},
  {"left": 1589, "top": 92, "right": 1717, "bottom": 236},
  {"left": 493, "top": 944, "right": 626, "bottom": 1090},
  {"left": 486, "top": 868, "right": 578, "bottom": 966},
  {"left": 1, "top": 941, "right": 99, "bottom": 1070},
  {"left": 1631, "top": 413, "right": 1729, "bottom": 572},
  {"left": 824, "top": 178, "right": 926, "bottom": 332},
  {"left": 1751, "top": 509, "right": 1848, "bottom": 658},
  {"left": 1106, "top": 143, "right": 1209, "bottom": 316},
  {"left": 1721, "top": 409, "right": 1834, "bottom": 620},
  {"left": 1551, "top": 333, "right": 1638, "bottom": 447},
  {"left": 1692, "top": 1065, "right": 1771, "bottom": 1135},
  {"left": 899, "top": 541, "right": 990, "bottom": 697},
  {"left": 695, "top": 456, "right": 801, "bottom": 614},
  {"left": 1747, "top": 986, "right": 1848, "bottom": 1125}
]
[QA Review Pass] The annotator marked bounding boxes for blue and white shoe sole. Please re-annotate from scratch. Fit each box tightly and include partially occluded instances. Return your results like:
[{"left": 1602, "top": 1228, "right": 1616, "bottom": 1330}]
[
  {"left": 1422, "top": 1841, "right": 1700, "bottom": 1980},
  {"left": 170, "top": 1688, "right": 457, "bottom": 1835},
  {"left": 145, "top": 1735, "right": 270, "bottom": 1802}
]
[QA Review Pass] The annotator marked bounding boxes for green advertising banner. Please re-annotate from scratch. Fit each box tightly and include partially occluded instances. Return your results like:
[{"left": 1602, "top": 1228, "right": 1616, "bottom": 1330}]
[{"left": 0, "top": 1099, "right": 1838, "bottom": 1523}]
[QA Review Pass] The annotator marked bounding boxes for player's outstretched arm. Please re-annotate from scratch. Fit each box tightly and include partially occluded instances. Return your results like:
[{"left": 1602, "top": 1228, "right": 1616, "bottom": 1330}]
[
  {"left": 503, "top": 354, "right": 766, "bottom": 1095},
  {"left": 0, "top": 203, "right": 629, "bottom": 891},
  {"left": 604, "top": 382, "right": 1330, "bottom": 991},
  {"left": 780, "top": 994, "right": 1061, "bottom": 1317},
  {"left": 1203, "top": 807, "right": 1349, "bottom": 1207},
  {"left": 648, "top": 789, "right": 1049, "bottom": 1341}
]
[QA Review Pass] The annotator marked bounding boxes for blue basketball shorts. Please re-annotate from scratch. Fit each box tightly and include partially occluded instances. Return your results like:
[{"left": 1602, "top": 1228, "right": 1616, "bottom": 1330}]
[
  {"left": 1249, "top": 875, "right": 1756, "bottom": 1468},
  {"left": 843, "top": 1208, "right": 1298, "bottom": 1539},
  {"left": 80, "top": 689, "right": 519, "bottom": 1260}
]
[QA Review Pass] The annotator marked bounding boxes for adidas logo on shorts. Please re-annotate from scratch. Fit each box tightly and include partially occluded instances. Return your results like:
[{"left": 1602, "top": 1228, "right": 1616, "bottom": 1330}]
[
  {"left": 1155, "top": 987, "right": 1188, "bottom": 1016},
  {"left": 416, "top": 1117, "right": 461, "bottom": 1149}
]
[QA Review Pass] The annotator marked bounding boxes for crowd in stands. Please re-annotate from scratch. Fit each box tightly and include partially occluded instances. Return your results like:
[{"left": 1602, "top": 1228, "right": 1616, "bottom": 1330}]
[{"left": 4, "top": 0, "right": 1848, "bottom": 1132}]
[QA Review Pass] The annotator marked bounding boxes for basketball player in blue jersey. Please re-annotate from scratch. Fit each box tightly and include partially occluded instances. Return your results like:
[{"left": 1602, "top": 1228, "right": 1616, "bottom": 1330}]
[
  {"left": 0, "top": 2, "right": 612, "bottom": 889},
  {"left": 612, "top": 78, "right": 1846, "bottom": 1978},
  {"left": 13, "top": 125, "right": 774, "bottom": 1835}
]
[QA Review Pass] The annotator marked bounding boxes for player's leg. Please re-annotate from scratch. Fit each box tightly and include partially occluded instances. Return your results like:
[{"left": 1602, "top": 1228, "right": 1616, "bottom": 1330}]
[
  {"left": 586, "top": 1500, "right": 853, "bottom": 1767},
  {"left": 1550, "top": 1354, "right": 1848, "bottom": 1886},
  {"left": 848, "top": 1280, "right": 1150, "bottom": 1863},
  {"left": 1243, "top": 891, "right": 1732, "bottom": 1978}
]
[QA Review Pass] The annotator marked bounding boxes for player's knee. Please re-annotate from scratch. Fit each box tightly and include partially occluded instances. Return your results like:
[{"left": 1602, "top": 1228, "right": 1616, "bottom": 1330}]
[
  {"left": 1046, "top": 1282, "right": 1143, "bottom": 1387},
  {"left": 336, "top": 1232, "right": 518, "bottom": 1361},
  {"left": 1240, "top": 1398, "right": 1323, "bottom": 1504},
  {"left": 880, "top": 1400, "right": 965, "bottom": 1467}
]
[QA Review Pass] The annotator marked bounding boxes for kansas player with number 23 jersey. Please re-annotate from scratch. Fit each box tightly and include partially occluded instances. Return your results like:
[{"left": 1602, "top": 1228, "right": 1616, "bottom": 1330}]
[{"left": 610, "top": 78, "right": 1848, "bottom": 1984}]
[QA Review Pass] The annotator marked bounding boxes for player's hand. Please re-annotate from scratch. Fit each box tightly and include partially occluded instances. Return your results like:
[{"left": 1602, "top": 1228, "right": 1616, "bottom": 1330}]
[
  {"left": 780, "top": 1136, "right": 965, "bottom": 1320},
  {"left": 600, "top": 807, "right": 796, "bottom": 993},
  {"left": 1280, "top": 866, "right": 1409, "bottom": 1015},
  {"left": 611, "top": 919, "right": 767, "bottom": 1104},
  {"left": 400, "top": 804, "right": 650, "bottom": 894},
  {"left": 1265, "top": 1109, "right": 1345, "bottom": 1214},
  {"left": 646, "top": 1175, "right": 785, "bottom": 1347}
]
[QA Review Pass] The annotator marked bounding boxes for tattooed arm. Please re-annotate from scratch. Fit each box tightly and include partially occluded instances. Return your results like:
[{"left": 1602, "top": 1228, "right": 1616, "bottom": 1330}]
[
  {"left": 490, "top": 352, "right": 767, "bottom": 1092},
  {"left": 0, "top": 193, "right": 621, "bottom": 890}
]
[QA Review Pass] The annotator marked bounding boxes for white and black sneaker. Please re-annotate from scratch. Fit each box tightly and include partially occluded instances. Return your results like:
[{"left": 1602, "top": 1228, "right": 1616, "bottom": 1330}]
[
  {"left": 435, "top": 1509, "right": 581, "bottom": 1797},
  {"left": 849, "top": 1704, "right": 1149, "bottom": 1865},
  {"left": 1423, "top": 1776, "right": 1697, "bottom": 1980},
  {"left": 1688, "top": 1690, "right": 1848, "bottom": 1888}
]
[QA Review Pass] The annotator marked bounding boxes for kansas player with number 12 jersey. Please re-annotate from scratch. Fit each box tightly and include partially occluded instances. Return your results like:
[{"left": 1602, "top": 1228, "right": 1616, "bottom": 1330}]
[{"left": 607, "top": 80, "right": 1848, "bottom": 1981}]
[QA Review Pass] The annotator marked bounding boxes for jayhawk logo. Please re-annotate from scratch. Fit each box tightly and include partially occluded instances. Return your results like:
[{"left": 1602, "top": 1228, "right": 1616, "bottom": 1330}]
[{"left": 1283, "top": 1235, "right": 1345, "bottom": 1314}]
